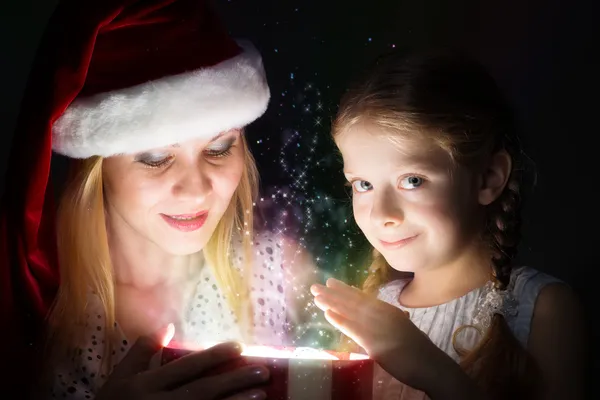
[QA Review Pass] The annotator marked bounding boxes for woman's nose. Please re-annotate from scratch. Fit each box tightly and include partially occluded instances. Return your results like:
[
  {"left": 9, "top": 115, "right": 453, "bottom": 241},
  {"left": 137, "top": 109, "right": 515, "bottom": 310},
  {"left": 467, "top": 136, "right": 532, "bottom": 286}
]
[{"left": 172, "top": 162, "right": 212, "bottom": 204}]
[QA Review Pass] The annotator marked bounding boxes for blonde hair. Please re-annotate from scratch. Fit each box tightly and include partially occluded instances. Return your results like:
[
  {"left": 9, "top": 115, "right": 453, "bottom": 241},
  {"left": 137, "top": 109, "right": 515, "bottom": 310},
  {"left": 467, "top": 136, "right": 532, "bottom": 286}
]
[
  {"left": 46, "top": 135, "right": 258, "bottom": 371},
  {"left": 333, "top": 50, "right": 536, "bottom": 399}
]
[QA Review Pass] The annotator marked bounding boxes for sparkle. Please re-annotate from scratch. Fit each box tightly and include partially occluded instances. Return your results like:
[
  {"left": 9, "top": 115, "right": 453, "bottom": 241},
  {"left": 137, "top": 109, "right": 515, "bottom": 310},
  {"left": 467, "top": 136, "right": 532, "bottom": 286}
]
[{"left": 248, "top": 70, "right": 370, "bottom": 349}]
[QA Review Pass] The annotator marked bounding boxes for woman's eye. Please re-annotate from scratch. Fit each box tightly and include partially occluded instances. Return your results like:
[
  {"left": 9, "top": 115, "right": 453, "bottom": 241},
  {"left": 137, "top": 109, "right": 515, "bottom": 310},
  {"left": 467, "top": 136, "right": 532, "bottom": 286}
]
[
  {"left": 399, "top": 176, "right": 424, "bottom": 189},
  {"left": 351, "top": 180, "right": 373, "bottom": 193},
  {"left": 135, "top": 154, "right": 173, "bottom": 168},
  {"left": 205, "top": 140, "right": 234, "bottom": 158}
]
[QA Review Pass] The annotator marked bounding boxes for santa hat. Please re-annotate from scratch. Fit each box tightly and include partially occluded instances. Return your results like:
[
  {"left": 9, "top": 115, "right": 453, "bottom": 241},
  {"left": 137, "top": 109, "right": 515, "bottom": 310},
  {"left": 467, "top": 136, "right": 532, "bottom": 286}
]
[
  {"left": 0, "top": 0, "right": 269, "bottom": 394},
  {"left": 53, "top": 0, "right": 270, "bottom": 158}
]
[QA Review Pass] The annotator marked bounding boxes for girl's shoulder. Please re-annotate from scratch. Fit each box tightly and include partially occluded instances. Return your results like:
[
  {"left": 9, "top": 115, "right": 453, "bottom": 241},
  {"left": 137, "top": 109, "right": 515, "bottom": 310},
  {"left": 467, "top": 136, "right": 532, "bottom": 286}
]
[
  {"left": 507, "top": 266, "right": 566, "bottom": 346},
  {"left": 375, "top": 266, "right": 568, "bottom": 348},
  {"left": 508, "top": 266, "right": 565, "bottom": 304},
  {"left": 509, "top": 265, "right": 561, "bottom": 287},
  {"left": 377, "top": 276, "right": 412, "bottom": 306}
]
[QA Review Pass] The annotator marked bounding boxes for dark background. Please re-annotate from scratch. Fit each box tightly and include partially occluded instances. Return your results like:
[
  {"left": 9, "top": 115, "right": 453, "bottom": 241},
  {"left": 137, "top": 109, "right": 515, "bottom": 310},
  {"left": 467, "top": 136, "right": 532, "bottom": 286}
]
[{"left": 1, "top": 0, "right": 597, "bottom": 393}]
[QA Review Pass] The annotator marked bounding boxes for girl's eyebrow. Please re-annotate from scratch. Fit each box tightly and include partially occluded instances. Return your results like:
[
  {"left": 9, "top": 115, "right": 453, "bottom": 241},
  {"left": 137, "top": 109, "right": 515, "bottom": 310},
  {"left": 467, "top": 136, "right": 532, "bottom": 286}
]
[{"left": 344, "top": 162, "right": 440, "bottom": 176}]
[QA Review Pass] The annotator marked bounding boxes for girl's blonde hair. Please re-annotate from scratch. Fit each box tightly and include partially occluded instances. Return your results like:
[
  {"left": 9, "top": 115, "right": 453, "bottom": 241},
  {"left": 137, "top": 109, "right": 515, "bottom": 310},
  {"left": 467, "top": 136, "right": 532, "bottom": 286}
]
[
  {"left": 46, "top": 135, "right": 258, "bottom": 371},
  {"left": 333, "top": 50, "right": 536, "bottom": 399}
]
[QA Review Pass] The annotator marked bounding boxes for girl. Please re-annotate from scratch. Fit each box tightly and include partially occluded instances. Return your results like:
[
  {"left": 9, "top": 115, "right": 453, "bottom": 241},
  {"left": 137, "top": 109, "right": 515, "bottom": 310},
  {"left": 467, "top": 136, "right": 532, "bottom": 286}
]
[
  {"left": 0, "top": 0, "right": 316, "bottom": 398},
  {"left": 311, "top": 50, "right": 586, "bottom": 399}
]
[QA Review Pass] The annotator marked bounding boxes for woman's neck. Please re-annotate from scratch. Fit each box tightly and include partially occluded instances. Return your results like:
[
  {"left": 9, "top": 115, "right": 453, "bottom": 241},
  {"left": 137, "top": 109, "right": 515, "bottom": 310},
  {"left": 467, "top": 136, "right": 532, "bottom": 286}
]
[
  {"left": 107, "top": 222, "right": 200, "bottom": 290},
  {"left": 107, "top": 224, "right": 204, "bottom": 340},
  {"left": 398, "top": 247, "right": 492, "bottom": 308}
]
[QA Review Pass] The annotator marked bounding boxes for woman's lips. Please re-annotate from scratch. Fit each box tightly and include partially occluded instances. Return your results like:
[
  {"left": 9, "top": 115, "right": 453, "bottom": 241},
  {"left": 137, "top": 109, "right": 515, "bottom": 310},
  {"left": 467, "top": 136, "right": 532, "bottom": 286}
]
[{"left": 160, "top": 211, "right": 208, "bottom": 232}]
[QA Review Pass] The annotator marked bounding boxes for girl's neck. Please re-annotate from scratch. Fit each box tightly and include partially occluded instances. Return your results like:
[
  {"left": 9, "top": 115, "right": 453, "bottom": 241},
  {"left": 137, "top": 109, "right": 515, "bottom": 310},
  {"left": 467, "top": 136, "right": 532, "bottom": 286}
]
[{"left": 398, "top": 248, "right": 492, "bottom": 308}]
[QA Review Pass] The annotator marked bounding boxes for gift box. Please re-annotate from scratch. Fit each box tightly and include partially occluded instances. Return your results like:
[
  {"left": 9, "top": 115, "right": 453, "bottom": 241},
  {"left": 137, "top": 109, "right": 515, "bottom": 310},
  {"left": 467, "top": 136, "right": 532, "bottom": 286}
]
[{"left": 161, "top": 344, "right": 374, "bottom": 400}]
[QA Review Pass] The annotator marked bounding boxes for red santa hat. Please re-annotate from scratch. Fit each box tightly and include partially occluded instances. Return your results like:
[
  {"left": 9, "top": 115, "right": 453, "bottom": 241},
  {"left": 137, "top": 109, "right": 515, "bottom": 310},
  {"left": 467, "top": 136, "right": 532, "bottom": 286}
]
[
  {"left": 0, "top": 0, "right": 269, "bottom": 393},
  {"left": 52, "top": 0, "right": 270, "bottom": 158}
]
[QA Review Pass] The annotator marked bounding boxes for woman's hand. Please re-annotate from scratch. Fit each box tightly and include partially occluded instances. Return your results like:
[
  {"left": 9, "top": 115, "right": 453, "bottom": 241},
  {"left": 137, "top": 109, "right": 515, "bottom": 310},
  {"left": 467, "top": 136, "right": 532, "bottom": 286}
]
[
  {"left": 96, "top": 336, "right": 268, "bottom": 400},
  {"left": 310, "top": 278, "right": 482, "bottom": 398}
]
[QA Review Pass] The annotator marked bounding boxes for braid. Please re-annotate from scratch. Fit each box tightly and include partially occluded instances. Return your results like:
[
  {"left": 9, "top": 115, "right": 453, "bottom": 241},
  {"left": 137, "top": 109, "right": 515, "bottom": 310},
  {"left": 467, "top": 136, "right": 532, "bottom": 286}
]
[
  {"left": 457, "top": 164, "right": 537, "bottom": 400},
  {"left": 487, "top": 167, "right": 522, "bottom": 290},
  {"left": 362, "top": 249, "right": 390, "bottom": 294},
  {"left": 337, "top": 250, "right": 390, "bottom": 353}
]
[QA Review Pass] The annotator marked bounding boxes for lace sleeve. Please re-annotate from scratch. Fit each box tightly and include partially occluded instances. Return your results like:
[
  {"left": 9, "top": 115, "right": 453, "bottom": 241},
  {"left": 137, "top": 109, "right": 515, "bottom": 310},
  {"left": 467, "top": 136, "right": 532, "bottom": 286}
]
[
  {"left": 48, "top": 296, "right": 124, "bottom": 399},
  {"left": 47, "top": 329, "right": 114, "bottom": 400}
]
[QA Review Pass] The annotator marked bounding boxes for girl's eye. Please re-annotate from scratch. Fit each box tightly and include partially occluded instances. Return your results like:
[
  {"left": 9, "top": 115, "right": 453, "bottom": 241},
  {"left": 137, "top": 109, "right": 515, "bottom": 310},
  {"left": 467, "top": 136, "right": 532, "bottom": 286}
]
[
  {"left": 351, "top": 180, "right": 373, "bottom": 193},
  {"left": 399, "top": 176, "right": 424, "bottom": 189},
  {"left": 204, "top": 140, "right": 235, "bottom": 158},
  {"left": 135, "top": 154, "right": 174, "bottom": 168}
]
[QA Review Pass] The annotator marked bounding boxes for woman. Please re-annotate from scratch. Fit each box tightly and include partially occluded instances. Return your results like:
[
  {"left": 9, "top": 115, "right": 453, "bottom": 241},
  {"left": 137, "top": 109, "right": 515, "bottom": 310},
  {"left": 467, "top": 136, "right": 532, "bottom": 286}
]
[{"left": 0, "top": 0, "right": 317, "bottom": 398}]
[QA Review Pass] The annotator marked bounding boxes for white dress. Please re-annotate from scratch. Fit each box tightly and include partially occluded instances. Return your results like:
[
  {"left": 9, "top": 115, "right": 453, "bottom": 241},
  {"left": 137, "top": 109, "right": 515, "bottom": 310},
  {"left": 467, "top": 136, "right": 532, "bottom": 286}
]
[
  {"left": 49, "top": 231, "right": 309, "bottom": 399},
  {"left": 373, "top": 266, "right": 562, "bottom": 400}
]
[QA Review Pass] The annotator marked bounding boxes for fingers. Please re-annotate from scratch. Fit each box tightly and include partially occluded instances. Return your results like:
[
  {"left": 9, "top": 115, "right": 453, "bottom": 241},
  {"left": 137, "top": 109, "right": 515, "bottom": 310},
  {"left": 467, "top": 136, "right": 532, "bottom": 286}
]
[
  {"left": 110, "top": 328, "right": 166, "bottom": 379},
  {"left": 142, "top": 341, "right": 244, "bottom": 390},
  {"left": 325, "top": 277, "right": 362, "bottom": 294},
  {"left": 312, "top": 278, "right": 364, "bottom": 303},
  {"left": 311, "top": 278, "right": 357, "bottom": 295},
  {"left": 174, "top": 364, "right": 270, "bottom": 400},
  {"left": 324, "top": 309, "right": 367, "bottom": 351},
  {"left": 311, "top": 282, "right": 365, "bottom": 318}
]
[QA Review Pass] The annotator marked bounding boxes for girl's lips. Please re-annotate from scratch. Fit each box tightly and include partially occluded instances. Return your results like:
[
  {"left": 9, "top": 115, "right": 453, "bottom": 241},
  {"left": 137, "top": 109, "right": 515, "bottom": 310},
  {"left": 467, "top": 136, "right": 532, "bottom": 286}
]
[{"left": 379, "top": 235, "right": 418, "bottom": 249}]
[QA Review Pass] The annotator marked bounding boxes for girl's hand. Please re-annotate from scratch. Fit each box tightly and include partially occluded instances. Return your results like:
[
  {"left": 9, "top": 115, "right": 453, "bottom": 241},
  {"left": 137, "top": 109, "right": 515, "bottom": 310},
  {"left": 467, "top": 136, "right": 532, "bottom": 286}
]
[
  {"left": 97, "top": 335, "right": 268, "bottom": 400},
  {"left": 310, "top": 278, "right": 473, "bottom": 396}
]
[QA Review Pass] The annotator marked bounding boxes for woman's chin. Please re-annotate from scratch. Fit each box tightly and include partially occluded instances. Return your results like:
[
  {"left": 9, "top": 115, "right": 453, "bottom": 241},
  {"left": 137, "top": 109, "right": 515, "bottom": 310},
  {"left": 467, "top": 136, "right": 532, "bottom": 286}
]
[{"left": 160, "top": 238, "right": 208, "bottom": 257}]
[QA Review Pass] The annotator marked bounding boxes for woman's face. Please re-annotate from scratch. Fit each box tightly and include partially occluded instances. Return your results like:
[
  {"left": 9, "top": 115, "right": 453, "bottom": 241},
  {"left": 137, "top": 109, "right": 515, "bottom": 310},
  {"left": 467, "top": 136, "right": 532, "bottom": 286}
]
[{"left": 102, "top": 129, "right": 245, "bottom": 256}]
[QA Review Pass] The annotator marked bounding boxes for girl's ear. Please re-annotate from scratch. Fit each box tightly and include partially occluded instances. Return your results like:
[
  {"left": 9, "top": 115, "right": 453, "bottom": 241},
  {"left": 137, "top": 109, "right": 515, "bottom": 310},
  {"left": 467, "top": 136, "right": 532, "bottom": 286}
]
[{"left": 478, "top": 149, "right": 512, "bottom": 206}]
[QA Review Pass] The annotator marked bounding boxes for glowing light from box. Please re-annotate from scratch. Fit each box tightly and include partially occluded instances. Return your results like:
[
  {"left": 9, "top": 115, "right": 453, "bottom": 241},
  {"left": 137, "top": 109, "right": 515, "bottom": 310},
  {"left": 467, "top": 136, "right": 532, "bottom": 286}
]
[
  {"left": 241, "top": 345, "right": 338, "bottom": 360},
  {"left": 162, "top": 323, "right": 175, "bottom": 347},
  {"left": 194, "top": 342, "right": 369, "bottom": 360},
  {"left": 348, "top": 352, "right": 369, "bottom": 360}
]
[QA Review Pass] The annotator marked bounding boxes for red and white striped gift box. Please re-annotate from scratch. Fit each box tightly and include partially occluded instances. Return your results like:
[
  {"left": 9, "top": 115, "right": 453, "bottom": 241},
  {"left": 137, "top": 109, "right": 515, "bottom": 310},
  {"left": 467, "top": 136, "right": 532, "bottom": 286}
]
[{"left": 161, "top": 346, "right": 374, "bottom": 400}]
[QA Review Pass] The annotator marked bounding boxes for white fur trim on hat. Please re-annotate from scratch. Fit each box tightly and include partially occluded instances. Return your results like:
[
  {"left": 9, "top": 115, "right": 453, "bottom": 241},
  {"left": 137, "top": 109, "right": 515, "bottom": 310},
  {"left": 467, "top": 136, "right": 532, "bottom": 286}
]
[{"left": 52, "top": 42, "right": 270, "bottom": 158}]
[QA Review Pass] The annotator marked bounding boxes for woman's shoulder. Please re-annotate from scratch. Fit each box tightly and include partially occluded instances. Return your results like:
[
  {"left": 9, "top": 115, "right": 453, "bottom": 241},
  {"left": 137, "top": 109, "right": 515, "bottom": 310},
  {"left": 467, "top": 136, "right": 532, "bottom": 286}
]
[
  {"left": 49, "top": 292, "right": 125, "bottom": 397},
  {"left": 231, "top": 229, "right": 284, "bottom": 255},
  {"left": 231, "top": 230, "right": 299, "bottom": 270},
  {"left": 252, "top": 230, "right": 286, "bottom": 259}
]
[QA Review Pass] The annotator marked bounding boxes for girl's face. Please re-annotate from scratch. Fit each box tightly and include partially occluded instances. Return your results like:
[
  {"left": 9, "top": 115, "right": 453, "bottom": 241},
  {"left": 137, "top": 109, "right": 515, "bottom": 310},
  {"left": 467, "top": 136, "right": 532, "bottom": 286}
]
[
  {"left": 336, "top": 123, "right": 485, "bottom": 273},
  {"left": 102, "top": 129, "right": 245, "bottom": 256}
]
